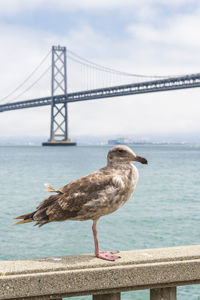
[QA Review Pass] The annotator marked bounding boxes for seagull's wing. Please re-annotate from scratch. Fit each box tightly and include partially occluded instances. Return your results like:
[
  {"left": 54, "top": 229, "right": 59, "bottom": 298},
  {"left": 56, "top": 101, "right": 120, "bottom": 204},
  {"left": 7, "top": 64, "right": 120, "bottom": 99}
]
[{"left": 35, "top": 168, "right": 125, "bottom": 225}]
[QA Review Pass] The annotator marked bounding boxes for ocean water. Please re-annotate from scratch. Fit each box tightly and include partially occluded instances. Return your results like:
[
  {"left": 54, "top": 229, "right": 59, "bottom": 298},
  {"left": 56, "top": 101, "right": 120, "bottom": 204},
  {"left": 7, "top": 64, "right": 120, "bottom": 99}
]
[{"left": 0, "top": 144, "right": 200, "bottom": 300}]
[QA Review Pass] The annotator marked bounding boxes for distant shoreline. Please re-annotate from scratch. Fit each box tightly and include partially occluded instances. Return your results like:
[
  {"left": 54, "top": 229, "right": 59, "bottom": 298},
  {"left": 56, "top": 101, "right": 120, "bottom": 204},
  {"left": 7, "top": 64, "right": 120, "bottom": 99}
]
[{"left": 0, "top": 142, "right": 200, "bottom": 147}]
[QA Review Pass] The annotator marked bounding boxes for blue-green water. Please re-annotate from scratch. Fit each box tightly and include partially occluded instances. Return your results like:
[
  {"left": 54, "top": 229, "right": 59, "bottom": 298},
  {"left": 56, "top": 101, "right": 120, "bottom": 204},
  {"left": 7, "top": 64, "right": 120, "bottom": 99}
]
[{"left": 1, "top": 144, "right": 200, "bottom": 300}]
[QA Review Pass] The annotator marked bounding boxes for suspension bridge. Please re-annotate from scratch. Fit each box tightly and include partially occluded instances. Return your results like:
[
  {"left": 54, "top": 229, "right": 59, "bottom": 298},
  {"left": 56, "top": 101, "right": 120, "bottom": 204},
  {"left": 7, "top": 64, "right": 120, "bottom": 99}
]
[{"left": 1, "top": 45, "right": 200, "bottom": 145}]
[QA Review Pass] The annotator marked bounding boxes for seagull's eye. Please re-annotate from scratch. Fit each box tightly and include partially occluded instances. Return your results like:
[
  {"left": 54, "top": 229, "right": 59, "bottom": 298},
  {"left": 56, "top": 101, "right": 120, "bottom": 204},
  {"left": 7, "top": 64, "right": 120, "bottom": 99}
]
[{"left": 118, "top": 149, "right": 124, "bottom": 153}]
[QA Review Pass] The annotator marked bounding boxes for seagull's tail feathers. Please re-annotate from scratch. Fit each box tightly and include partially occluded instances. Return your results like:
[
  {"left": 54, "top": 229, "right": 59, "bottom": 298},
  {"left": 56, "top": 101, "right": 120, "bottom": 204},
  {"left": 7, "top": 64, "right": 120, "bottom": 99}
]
[
  {"left": 12, "top": 212, "right": 35, "bottom": 226},
  {"left": 44, "top": 183, "right": 61, "bottom": 193},
  {"left": 12, "top": 219, "right": 32, "bottom": 226},
  {"left": 12, "top": 194, "right": 60, "bottom": 227}
]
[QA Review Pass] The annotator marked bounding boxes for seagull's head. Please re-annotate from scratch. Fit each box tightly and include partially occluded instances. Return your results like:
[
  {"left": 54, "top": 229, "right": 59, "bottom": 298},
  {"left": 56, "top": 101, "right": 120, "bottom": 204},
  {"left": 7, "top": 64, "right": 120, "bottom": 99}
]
[{"left": 107, "top": 145, "right": 148, "bottom": 166}]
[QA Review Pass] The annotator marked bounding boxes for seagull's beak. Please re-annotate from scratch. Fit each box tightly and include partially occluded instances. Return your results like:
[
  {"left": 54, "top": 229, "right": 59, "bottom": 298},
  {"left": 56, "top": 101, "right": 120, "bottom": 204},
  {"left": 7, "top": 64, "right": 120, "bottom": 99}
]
[{"left": 135, "top": 155, "right": 148, "bottom": 164}]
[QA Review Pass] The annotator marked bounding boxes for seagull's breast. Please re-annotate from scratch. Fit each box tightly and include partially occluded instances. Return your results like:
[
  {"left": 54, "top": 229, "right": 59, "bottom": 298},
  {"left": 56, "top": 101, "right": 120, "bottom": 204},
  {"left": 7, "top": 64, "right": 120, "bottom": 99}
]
[
  {"left": 125, "top": 163, "right": 139, "bottom": 199},
  {"left": 107, "top": 163, "right": 139, "bottom": 213}
]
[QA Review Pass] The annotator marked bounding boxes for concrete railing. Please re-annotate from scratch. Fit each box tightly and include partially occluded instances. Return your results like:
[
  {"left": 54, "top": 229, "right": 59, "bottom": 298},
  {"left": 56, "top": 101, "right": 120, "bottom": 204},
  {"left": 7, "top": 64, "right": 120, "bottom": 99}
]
[{"left": 1, "top": 245, "right": 200, "bottom": 300}]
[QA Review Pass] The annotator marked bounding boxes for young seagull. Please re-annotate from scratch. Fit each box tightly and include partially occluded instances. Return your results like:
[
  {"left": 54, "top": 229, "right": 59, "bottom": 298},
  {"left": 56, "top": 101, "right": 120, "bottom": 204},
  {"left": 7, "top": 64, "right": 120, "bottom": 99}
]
[{"left": 13, "top": 145, "right": 148, "bottom": 261}]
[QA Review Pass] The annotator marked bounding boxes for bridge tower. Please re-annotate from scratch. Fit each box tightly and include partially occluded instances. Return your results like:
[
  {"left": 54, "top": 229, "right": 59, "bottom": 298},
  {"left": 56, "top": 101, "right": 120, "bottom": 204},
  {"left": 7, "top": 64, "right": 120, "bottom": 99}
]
[{"left": 42, "top": 45, "right": 76, "bottom": 146}]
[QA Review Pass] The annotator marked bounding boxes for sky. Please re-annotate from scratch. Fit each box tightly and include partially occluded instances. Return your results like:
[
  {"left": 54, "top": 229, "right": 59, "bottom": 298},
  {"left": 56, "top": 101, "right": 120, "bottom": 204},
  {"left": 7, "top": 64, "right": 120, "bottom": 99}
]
[{"left": 0, "top": 0, "right": 199, "bottom": 142}]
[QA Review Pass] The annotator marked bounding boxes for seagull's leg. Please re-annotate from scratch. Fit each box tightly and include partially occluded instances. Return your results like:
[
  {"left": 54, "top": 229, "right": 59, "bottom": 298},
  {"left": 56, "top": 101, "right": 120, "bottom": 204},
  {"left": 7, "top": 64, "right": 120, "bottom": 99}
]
[
  {"left": 92, "top": 220, "right": 120, "bottom": 261},
  {"left": 92, "top": 220, "right": 100, "bottom": 257}
]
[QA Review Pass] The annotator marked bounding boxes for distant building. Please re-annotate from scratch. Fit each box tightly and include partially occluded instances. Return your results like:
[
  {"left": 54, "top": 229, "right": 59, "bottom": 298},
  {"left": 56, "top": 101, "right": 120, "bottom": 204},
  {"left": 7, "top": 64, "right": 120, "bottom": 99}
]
[
  {"left": 107, "top": 137, "right": 151, "bottom": 145},
  {"left": 108, "top": 138, "right": 133, "bottom": 145}
]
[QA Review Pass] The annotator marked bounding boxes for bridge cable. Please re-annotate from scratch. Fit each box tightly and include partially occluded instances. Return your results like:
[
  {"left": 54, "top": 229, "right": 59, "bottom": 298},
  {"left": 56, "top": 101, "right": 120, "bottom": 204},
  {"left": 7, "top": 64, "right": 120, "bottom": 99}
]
[
  {"left": 6, "top": 66, "right": 51, "bottom": 103},
  {"left": 0, "top": 50, "right": 51, "bottom": 104},
  {"left": 67, "top": 49, "right": 171, "bottom": 79}
]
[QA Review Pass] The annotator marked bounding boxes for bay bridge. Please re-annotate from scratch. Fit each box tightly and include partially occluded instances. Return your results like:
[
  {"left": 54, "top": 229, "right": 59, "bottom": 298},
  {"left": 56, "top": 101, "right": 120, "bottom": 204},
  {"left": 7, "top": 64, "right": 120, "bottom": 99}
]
[{"left": 1, "top": 45, "right": 200, "bottom": 145}]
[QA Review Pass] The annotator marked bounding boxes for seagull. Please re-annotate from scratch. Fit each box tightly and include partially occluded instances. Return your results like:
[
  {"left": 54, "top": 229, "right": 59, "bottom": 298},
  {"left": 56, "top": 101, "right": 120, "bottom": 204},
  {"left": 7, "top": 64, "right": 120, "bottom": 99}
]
[{"left": 13, "top": 145, "right": 147, "bottom": 261}]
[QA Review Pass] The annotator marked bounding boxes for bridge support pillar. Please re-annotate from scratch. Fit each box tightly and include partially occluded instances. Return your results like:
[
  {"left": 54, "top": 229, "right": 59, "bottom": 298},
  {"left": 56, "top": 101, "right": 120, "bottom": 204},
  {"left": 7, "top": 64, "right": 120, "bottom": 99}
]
[{"left": 42, "top": 45, "right": 76, "bottom": 146}]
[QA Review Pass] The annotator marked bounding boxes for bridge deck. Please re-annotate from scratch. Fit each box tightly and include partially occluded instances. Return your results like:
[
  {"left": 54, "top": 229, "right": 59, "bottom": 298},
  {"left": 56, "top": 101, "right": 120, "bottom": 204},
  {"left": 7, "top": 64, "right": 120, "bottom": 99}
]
[{"left": 0, "top": 73, "right": 200, "bottom": 112}]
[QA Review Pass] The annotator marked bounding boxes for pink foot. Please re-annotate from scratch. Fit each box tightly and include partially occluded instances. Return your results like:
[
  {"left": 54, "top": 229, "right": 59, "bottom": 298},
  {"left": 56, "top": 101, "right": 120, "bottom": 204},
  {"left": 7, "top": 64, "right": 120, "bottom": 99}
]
[{"left": 96, "top": 251, "right": 121, "bottom": 261}]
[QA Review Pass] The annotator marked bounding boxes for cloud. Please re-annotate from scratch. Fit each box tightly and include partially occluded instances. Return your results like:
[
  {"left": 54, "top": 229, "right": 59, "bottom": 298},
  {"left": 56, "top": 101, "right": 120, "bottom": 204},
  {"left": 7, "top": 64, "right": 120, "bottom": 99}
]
[
  {"left": 0, "top": 0, "right": 41, "bottom": 16},
  {"left": 0, "top": 0, "right": 198, "bottom": 16},
  {"left": 0, "top": 0, "right": 138, "bottom": 16},
  {"left": 126, "top": 7, "right": 200, "bottom": 74},
  {"left": 128, "top": 13, "right": 200, "bottom": 48}
]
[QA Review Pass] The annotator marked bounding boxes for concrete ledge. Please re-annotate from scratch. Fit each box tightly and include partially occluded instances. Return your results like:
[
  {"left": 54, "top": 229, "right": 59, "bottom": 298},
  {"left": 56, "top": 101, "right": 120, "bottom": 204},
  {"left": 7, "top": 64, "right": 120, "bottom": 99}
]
[{"left": 1, "top": 245, "right": 200, "bottom": 299}]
